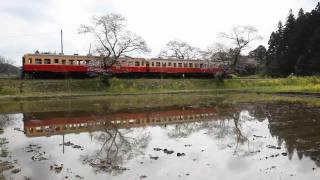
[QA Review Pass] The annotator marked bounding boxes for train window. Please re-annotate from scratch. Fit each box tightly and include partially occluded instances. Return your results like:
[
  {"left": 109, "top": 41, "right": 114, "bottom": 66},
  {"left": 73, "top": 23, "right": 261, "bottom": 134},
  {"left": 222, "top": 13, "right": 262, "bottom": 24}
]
[
  {"left": 178, "top": 63, "right": 182, "bottom": 67},
  {"left": 62, "top": 60, "right": 66, "bottom": 64},
  {"left": 54, "top": 59, "right": 59, "bottom": 63},
  {"left": 28, "top": 58, "right": 32, "bottom": 64},
  {"left": 168, "top": 62, "right": 171, "bottom": 66},
  {"left": 156, "top": 62, "right": 160, "bottom": 67},
  {"left": 85, "top": 60, "right": 90, "bottom": 65},
  {"left": 151, "top": 62, "right": 154, "bottom": 66},
  {"left": 22, "top": 58, "right": 25, "bottom": 64},
  {"left": 195, "top": 63, "right": 199, "bottom": 68},
  {"left": 189, "top": 63, "right": 193, "bottom": 68},
  {"left": 35, "top": 59, "right": 42, "bottom": 64},
  {"left": 128, "top": 61, "right": 133, "bottom": 66},
  {"left": 173, "top": 63, "right": 176, "bottom": 67},
  {"left": 44, "top": 59, "right": 51, "bottom": 64},
  {"left": 135, "top": 61, "right": 140, "bottom": 66},
  {"left": 141, "top": 61, "right": 145, "bottom": 66},
  {"left": 200, "top": 63, "right": 204, "bottom": 68},
  {"left": 69, "top": 60, "right": 75, "bottom": 65},
  {"left": 184, "top": 63, "right": 187, "bottom": 67},
  {"left": 162, "top": 62, "right": 166, "bottom": 67},
  {"left": 77, "top": 60, "right": 82, "bottom": 65}
]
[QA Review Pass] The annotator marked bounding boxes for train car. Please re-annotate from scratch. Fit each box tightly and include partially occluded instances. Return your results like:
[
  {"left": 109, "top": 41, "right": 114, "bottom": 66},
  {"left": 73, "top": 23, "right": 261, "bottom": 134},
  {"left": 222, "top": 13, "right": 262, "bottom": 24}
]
[
  {"left": 22, "top": 52, "right": 226, "bottom": 78},
  {"left": 22, "top": 53, "right": 93, "bottom": 78}
]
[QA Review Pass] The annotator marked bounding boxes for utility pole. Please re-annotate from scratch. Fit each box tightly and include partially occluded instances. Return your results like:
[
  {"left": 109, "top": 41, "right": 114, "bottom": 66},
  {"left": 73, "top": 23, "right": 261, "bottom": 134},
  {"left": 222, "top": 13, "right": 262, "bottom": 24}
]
[{"left": 61, "top": 29, "right": 64, "bottom": 55}]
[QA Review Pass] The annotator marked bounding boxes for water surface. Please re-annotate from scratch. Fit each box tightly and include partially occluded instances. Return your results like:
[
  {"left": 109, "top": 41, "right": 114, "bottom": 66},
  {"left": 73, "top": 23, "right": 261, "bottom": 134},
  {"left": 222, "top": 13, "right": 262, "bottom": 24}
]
[{"left": 0, "top": 95, "right": 320, "bottom": 179}]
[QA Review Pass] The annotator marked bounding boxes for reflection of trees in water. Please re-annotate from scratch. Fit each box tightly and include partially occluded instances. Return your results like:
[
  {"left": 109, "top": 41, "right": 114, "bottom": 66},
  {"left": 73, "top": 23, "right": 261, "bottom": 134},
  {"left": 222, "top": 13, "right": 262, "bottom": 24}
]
[
  {"left": 166, "top": 122, "right": 207, "bottom": 138},
  {"left": 0, "top": 114, "right": 18, "bottom": 159},
  {"left": 165, "top": 105, "right": 262, "bottom": 157},
  {"left": 231, "top": 111, "right": 248, "bottom": 154},
  {"left": 263, "top": 102, "right": 320, "bottom": 166},
  {"left": 0, "top": 114, "right": 18, "bottom": 129},
  {"left": 79, "top": 101, "right": 320, "bottom": 173},
  {"left": 217, "top": 108, "right": 262, "bottom": 156},
  {"left": 165, "top": 102, "right": 320, "bottom": 166},
  {"left": 81, "top": 122, "right": 151, "bottom": 174}
]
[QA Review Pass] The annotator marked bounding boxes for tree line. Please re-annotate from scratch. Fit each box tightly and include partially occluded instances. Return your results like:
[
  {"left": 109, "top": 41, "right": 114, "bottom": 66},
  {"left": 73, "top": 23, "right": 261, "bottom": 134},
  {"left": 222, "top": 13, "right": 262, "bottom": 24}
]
[
  {"left": 265, "top": 3, "right": 320, "bottom": 77},
  {"left": 79, "top": 13, "right": 262, "bottom": 76}
]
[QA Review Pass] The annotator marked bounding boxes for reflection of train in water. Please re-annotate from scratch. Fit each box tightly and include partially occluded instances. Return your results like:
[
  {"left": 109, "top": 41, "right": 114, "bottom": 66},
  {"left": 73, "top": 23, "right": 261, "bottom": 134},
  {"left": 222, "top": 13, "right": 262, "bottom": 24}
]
[
  {"left": 24, "top": 107, "right": 220, "bottom": 137},
  {"left": 22, "top": 53, "right": 226, "bottom": 78}
]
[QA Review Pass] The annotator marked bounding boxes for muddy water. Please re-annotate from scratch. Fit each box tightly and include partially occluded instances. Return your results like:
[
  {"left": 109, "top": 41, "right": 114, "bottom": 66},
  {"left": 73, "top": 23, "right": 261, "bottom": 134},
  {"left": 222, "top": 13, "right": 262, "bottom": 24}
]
[{"left": 0, "top": 97, "right": 320, "bottom": 179}]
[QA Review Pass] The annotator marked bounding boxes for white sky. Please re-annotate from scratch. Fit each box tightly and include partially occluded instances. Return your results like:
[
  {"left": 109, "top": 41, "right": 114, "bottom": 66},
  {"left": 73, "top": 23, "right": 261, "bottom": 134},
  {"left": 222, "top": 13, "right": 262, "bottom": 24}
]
[{"left": 0, "top": 0, "right": 318, "bottom": 66}]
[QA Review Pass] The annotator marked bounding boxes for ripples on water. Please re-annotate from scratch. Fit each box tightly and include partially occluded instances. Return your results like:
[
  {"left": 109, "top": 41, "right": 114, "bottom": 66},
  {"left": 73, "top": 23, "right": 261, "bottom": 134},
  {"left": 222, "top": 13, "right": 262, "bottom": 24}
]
[{"left": 0, "top": 100, "right": 320, "bottom": 180}]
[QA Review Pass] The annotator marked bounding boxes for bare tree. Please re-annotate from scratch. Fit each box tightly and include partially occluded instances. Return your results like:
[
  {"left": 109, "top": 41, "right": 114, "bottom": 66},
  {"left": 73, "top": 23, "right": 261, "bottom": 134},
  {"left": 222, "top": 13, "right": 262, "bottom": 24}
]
[
  {"left": 79, "top": 13, "right": 150, "bottom": 74},
  {"left": 203, "top": 43, "right": 233, "bottom": 67},
  {"left": 0, "top": 56, "right": 14, "bottom": 76},
  {"left": 159, "top": 40, "right": 202, "bottom": 60},
  {"left": 219, "top": 26, "right": 262, "bottom": 68}
]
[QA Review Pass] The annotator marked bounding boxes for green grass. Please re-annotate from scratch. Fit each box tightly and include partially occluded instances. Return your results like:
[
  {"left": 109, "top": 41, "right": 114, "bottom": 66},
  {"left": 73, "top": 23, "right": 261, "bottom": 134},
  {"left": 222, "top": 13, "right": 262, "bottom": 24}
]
[
  {"left": 1, "top": 76, "right": 320, "bottom": 99},
  {"left": 2, "top": 92, "right": 320, "bottom": 114},
  {"left": 223, "top": 76, "right": 320, "bottom": 92},
  {"left": 108, "top": 78, "right": 219, "bottom": 92}
]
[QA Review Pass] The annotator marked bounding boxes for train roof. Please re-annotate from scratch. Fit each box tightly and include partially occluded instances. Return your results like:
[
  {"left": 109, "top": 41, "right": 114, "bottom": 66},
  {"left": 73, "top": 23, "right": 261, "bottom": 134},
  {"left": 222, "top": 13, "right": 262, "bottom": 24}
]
[
  {"left": 23, "top": 53, "right": 206, "bottom": 62},
  {"left": 23, "top": 53, "right": 100, "bottom": 58}
]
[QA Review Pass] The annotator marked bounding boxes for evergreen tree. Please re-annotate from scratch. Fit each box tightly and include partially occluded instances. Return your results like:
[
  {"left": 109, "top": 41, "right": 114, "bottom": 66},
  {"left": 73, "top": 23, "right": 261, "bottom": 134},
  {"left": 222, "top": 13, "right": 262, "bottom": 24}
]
[
  {"left": 306, "top": 27, "right": 320, "bottom": 74},
  {"left": 298, "top": 8, "right": 304, "bottom": 18},
  {"left": 281, "top": 9, "right": 296, "bottom": 76},
  {"left": 266, "top": 22, "right": 284, "bottom": 76},
  {"left": 265, "top": 3, "right": 320, "bottom": 77}
]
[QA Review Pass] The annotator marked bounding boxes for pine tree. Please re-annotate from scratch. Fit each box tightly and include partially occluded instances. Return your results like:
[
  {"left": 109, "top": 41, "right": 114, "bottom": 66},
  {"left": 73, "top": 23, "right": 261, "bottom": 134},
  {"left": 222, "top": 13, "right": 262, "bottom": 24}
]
[
  {"left": 266, "top": 23, "right": 283, "bottom": 77},
  {"left": 307, "top": 28, "right": 320, "bottom": 74},
  {"left": 266, "top": 3, "right": 320, "bottom": 77},
  {"left": 280, "top": 9, "right": 296, "bottom": 76},
  {"left": 298, "top": 8, "right": 304, "bottom": 18}
]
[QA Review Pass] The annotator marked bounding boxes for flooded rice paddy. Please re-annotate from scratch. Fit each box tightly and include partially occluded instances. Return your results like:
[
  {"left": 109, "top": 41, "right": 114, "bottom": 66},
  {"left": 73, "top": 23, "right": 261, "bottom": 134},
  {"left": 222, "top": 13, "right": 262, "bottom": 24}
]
[{"left": 0, "top": 94, "right": 320, "bottom": 179}]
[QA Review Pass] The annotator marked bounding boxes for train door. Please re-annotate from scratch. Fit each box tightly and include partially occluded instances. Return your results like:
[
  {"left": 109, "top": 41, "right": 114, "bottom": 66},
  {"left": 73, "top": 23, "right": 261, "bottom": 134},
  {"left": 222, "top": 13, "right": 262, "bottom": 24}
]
[
  {"left": 146, "top": 62, "right": 150, "bottom": 72},
  {"left": 115, "top": 61, "right": 121, "bottom": 70}
]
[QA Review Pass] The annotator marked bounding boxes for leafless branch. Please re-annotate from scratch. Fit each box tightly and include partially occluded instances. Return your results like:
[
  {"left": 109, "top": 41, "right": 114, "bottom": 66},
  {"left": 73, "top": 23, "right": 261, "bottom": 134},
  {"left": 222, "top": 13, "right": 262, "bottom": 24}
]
[
  {"left": 79, "top": 13, "right": 150, "bottom": 73},
  {"left": 219, "top": 25, "right": 262, "bottom": 68},
  {"left": 159, "top": 40, "right": 202, "bottom": 60}
]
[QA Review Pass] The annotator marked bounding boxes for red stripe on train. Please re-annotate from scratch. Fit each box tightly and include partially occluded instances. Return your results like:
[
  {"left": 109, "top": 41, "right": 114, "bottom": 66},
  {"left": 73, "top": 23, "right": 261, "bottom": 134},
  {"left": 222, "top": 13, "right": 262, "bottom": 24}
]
[
  {"left": 23, "top": 64, "right": 88, "bottom": 72},
  {"left": 24, "top": 64, "right": 224, "bottom": 74}
]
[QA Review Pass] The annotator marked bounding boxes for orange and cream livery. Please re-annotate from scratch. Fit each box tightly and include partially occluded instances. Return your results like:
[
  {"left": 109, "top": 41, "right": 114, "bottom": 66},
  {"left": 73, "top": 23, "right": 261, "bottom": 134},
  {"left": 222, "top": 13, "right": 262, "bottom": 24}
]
[{"left": 22, "top": 52, "right": 226, "bottom": 78}]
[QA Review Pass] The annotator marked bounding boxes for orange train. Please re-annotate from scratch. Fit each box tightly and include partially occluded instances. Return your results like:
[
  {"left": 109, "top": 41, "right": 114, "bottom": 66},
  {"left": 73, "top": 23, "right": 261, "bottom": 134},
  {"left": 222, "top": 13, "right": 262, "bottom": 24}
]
[{"left": 22, "top": 53, "right": 226, "bottom": 78}]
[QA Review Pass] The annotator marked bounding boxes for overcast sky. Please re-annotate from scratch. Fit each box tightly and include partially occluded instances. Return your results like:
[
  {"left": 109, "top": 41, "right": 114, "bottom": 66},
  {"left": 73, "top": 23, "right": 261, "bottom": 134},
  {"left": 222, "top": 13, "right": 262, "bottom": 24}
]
[{"left": 0, "top": 0, "right": 318, "bottom": 65}]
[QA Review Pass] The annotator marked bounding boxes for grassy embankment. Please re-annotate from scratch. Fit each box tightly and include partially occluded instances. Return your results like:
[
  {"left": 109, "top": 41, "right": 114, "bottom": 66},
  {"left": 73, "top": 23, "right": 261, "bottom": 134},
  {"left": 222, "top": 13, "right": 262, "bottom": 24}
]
[
  {"left": 1, "top": 76, "right": 320, "bottom": 98},
  {"left": 2, "top": 92, "right": 320, "bottom": 115}
]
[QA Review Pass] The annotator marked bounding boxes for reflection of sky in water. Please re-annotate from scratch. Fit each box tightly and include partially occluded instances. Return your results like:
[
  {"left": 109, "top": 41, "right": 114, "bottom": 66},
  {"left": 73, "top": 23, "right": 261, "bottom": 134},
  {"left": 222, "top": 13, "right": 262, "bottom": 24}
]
[{"left": 0, "top": 108, "right": 320, "bottom": 180}]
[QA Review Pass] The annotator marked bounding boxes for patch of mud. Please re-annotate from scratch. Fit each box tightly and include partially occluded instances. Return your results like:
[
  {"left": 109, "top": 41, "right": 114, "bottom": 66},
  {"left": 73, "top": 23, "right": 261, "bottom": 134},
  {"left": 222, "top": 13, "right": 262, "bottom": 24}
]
[{"left": 25, "top": 144, "right": 48, "bottom": 161}]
